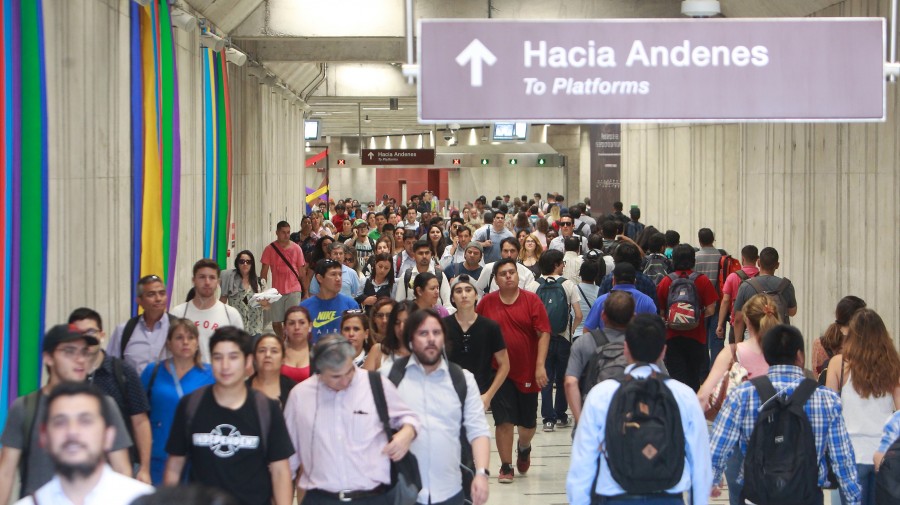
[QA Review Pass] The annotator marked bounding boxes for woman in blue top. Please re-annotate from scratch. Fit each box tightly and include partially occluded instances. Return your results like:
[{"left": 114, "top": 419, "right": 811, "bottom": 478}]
[{"left": 141, "top": 318, "right": 214, "bottom": 485}]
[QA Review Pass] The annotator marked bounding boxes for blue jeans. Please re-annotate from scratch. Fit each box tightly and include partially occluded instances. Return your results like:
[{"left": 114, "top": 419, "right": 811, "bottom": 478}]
[
  {"left": 541, "top": 335, "right": 571, "bottom": 423},
  {"left": 840, "top": 463, "right": 875, "bottom": 505},
  {"left": 724, "top": 446, "right": 743, "bottom": 505}
]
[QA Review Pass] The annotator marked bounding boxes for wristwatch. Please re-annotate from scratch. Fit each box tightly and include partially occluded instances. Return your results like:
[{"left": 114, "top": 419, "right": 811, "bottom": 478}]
[{"left": 475, "top": 468, "right": 490, "bottom": 477}]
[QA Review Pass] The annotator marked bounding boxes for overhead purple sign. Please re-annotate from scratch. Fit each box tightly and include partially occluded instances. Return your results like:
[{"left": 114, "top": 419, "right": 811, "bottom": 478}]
[{"left": 418, "top": 18, "right": 885, "bottom": 122}]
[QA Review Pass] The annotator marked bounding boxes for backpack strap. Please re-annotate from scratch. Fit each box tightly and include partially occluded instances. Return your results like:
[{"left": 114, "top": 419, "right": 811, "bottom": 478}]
[
  {"left": 388, "top": 356, "right": 411, "bottom": 387},
  {"left": 403, "top": 269, "right": 413, "bottom": 299},
  {"left": 250, "top": 389, "right": 272, "bottom": 454},
  {"left": 772, "top": 277, "right": 790, "bottom": 295},
  {"left": 19, "top": 391, "right": 41, "bottom": 490},
  {"left": 746, "top": 276, "right": 764, "bottom": 295},
  {"left": 120, "top": 316, "right": 141, "bottom": 358},
  {"left": 269, "top": 241, "right": 303, "bottom": 284},
  {"left": 577, "top": 285, "right": 593, "bottom": 310},
  {"left": 111, "top": 357, "right": 133, "bottom": 417},
  {"left": 789, "top": 379, "right": 819, "bottom": 414},
  {"left": 184, "top": 385, "right": 211, "bottom": 445},
  {"left": 146, "top": 361, "right": 163, "bottom": 405},
  {"left": 750, "top": 375, "right": 777, "bottom": 405},
  {"left": 368, "top": 371, "right": 394, "bottom": 438},
  {"left": 735, "top": 270, "right": 750, "bottom": 281},
  {"left": 590, "top": 328, "right": 609, "bottom": 348}
]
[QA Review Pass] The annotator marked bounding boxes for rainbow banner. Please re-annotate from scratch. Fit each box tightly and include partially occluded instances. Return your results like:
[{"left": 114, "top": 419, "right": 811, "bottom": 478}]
[
  {"left": 0, "top": 0, "right": 50, "bottom": 421},
  {"left": 130, "top": 0, "right": 182, "bottom": 310},
  {"left": 201, "top": 47, "right": 232, "bottom": 270}
]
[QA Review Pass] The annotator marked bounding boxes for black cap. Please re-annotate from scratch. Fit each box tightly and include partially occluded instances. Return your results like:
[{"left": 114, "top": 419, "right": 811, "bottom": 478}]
[
  {"left": 42, "top": 324, "right": 100, "bottom": 353},
  {"left": 612, "top": 262, "right": 637, "bottom": 284}
]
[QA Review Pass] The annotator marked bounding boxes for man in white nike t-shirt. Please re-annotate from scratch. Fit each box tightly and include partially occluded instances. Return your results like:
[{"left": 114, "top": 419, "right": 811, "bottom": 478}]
[{"left": 172, "top": 258, "right": 243, "bottom": 363}]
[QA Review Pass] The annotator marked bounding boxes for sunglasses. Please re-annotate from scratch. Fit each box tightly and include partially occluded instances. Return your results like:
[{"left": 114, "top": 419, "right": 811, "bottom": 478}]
[
  {"left": 559, "top": 222, "right": 574, "bottom": 227},
  {"left": 343, "top": 308, "right": 366, "bottom": 316},
  {"left": 139, "top": 274, "right": 162, "bottom": 284},
  {"left": 237, "top": 259, "right": 252, "bottom": 265}
]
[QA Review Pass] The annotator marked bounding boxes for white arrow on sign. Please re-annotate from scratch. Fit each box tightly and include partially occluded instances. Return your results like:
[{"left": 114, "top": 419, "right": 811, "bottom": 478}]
[
  {"left": 368, "top": 152, "right": 375, "bottom": 159},
  {"left": 455, "top": 39, "right": 496, "bottom": 87}
]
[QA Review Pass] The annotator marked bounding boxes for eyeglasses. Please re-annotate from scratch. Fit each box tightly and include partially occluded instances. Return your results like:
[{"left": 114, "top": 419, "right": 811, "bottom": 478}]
[
  {"left": 237, "top": 259, "right": 252, "bottom": 265},
  {"left": 57, "top": 346, "right": 98, "bottom": 359},
  {"left": 559, "top": 222, "right": 574, "bottom": 227}
]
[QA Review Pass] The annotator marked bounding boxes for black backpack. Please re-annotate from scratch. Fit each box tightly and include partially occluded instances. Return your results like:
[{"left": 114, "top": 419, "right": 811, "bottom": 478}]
[
  {"left": 601, "top": 367, "right": 686, "bottom": 495},
  {"left": 876, "top": 435, "right": 900, "bottom": 504},
  {"left": 742, "top": 377, "right": 820, "bottom": 505},
  {"left": 642, "top": 253, "right": 671, "bottom": 285},
  {"left": 578, "top": 329, "right": 627, "bottom": 399},
  {"left": 536, "top": 276, "right": 571, "bottom": 336},
  {"left": 743, "top": 277, "right": 792, "bottom": 323},
  {"left": 388, "top": 357, "right": 474, "bottom": 501}
]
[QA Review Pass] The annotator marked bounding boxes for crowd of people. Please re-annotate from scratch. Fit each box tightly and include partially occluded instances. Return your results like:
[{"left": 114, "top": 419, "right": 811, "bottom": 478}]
[{"left": 0, "top": 190, "right": 898, "bottom": 505}]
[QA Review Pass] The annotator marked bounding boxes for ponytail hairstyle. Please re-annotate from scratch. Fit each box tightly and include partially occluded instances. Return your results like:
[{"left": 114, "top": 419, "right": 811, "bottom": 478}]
[
  {"left": 843, "top": 308, "right": 900, "bottom": 399},
  {"left": 820, "top": 295, "right": 867, "bottom": 357},
  {"left": 742, "top": 293, "right": 781, "bottom": 338}
]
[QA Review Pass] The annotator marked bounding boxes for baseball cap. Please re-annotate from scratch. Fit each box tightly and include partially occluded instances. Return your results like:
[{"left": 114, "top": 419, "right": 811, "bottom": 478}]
[
  {"left": 612, "top": 262, "right": 637, "bottom": 284},
  {"left": 353, "top": 219, "right": 368, "bottom": 228},
  {"left": 42, "top": 323, "right": 100, "bottom": 353},
  {"left": 450, "top": 274, "right": 478, "bottom": 294}
]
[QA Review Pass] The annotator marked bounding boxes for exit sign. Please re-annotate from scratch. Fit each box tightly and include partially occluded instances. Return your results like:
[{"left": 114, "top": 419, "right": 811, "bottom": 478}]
[
  {"left": 452, "top": 159, "right": 461, "bottom": 165},
  {"left": 337, "top": 159, "right": 346, "bottom": 165}
]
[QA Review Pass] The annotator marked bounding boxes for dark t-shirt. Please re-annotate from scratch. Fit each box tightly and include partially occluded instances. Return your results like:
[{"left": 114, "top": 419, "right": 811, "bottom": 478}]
[
  {"left": 166, "top": 387, "right": 294, "bottom": 505},
  {"left": 444, "top": 315, "right": 506, "bottom": 393}
]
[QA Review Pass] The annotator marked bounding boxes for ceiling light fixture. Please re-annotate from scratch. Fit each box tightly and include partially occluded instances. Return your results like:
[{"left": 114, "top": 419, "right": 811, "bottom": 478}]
[
  {"left": 200, "top": 31, "right": 226, "bottom": 51},
  {"left": 225, "top": 47, "right": 248, "bottom": 66},
  {"left": 170, "top": 8, "right": 197, "bottom": 31},
  {"left": 681, "top": 0, "right": 721, "bottom": 17}
]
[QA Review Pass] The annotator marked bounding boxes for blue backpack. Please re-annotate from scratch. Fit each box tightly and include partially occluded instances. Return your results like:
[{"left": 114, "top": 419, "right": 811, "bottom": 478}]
[{"left": 536, "top": 276, "right": 571, "bottom": 336}]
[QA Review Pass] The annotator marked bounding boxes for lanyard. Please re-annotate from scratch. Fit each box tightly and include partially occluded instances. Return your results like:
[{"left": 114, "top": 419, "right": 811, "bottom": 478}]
[{"left": 166, "top": 359, "right": 186, "bottom": 398}]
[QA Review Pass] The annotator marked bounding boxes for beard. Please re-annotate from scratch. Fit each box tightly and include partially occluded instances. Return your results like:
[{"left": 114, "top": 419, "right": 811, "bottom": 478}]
[
  {"left": 413, "top": 347, "right": 442, "bottom": 366},
  {"left": 53, "top": 445, "right": 104, "bottom": 480}
]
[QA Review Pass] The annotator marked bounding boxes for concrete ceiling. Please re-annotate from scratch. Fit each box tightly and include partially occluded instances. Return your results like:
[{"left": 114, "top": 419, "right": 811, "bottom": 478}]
[{"left": 182, "top": 0, "right": 851, "bottom": 138}]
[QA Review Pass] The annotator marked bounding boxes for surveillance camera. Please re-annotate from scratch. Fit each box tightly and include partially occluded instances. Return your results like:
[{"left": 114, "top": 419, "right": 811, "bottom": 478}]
[
  {"left": 443, "top": 133, "right": 454, "bottom": 141},
  {"left": 449, "top": 123, "right": 460, "bottom": 132}
]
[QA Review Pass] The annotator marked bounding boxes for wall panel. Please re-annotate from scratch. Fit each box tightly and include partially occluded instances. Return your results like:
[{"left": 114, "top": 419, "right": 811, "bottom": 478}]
[
  {"left": 42, "top": 0, "right": 307, "bottom": 332},
  {"left": 620, "top": 0, "right": 900, "bottom": 351}
]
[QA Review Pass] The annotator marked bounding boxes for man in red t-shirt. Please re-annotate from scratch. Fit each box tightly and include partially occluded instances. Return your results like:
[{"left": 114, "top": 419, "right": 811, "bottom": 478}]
[
  {"left": 261, "top": 220, "right": 308, "bottom": 338},
  {"left": 655, "top": 244, "right": 718, "bottom": 392},
  {"left": 476, "top": 258, "right": 550, "bottom": 484}
]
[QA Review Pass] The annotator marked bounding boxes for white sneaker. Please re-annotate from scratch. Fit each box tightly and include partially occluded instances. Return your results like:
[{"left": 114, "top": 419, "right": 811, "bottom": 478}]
[{"left": 543, "top": 421, "right": 555, "bottom": 432}]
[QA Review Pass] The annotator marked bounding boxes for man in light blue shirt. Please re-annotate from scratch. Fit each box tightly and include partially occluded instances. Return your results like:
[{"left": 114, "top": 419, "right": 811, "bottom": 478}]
[
  {"left": 387, "top": 309, "right": 491, "bottom": 505},
  {"left": 473, "top": 211, "right": 514, "bottom": 264},
  {"left": 308, "top": 242, "right": 360, "bottom": 298},
  {"left": 567, "top": 314, "right": 712, "bottom": 505},
  {"left": 584, "top": 263, "right": 657, "bottom": 331}
]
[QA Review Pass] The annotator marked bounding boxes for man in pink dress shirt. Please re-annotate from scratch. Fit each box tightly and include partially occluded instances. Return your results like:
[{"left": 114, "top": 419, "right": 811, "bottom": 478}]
[{"left": 284, "top": 334, "right": 421, "bottom": 504}]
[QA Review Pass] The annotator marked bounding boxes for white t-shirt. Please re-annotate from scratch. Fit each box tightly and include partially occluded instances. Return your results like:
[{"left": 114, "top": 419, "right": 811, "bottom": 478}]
[{"left": 172, "top": 301, "right": 244, "bottom": 363}]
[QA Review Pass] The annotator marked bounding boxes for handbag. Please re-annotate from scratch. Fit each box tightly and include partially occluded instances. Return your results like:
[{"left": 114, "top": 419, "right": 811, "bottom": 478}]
[
  {"left": 705, "top": 344, "right": 749, "bottom": 421},
  {"left": 368, "top": 371, "right": 422, "bottom": 505}
]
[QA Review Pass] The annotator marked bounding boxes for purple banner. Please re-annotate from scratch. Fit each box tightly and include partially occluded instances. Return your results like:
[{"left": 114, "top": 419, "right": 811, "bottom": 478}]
[{"left": 420, "top": 18, "right": 885, "bottom": 122}]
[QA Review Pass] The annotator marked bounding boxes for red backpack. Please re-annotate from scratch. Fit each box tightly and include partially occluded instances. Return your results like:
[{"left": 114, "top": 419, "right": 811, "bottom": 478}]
[{"left": 717, "top": 255, "right": 742, "bottom": 300}]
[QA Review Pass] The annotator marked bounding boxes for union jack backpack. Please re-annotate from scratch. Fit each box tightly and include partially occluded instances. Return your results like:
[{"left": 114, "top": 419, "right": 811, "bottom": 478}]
[{"left": 665, "top": 272, "right": 702, "bottom": 331}]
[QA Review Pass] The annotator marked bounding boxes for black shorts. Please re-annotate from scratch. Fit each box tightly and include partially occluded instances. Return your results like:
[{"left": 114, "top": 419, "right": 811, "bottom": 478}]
[{"left": 490, "top": 379, "right": 538, "bottom": 429}]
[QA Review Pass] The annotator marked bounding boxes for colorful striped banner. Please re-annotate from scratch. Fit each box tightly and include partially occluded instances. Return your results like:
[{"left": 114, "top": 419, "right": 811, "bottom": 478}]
[
  {"left": 1, "top": 0, "right": 50, "bottom": 422},
  {"left": 201, "top": 47, "right": 232, "bottom": 270},
  {"left": 130, "top": 0, "right": 182, "bottom": 311}
]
